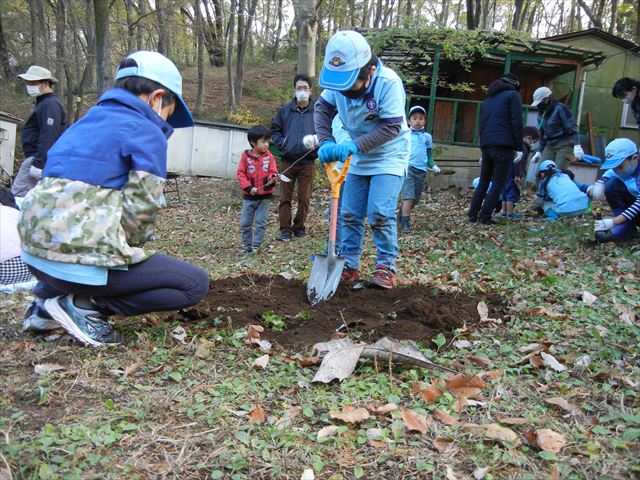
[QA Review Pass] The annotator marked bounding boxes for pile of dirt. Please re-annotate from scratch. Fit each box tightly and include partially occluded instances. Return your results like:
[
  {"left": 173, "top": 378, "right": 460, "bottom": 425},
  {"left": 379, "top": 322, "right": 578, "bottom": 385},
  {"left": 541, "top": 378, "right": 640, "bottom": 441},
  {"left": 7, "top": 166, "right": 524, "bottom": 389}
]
[{"left": 178, "top": 275, "right": 489, "bottom": 351}]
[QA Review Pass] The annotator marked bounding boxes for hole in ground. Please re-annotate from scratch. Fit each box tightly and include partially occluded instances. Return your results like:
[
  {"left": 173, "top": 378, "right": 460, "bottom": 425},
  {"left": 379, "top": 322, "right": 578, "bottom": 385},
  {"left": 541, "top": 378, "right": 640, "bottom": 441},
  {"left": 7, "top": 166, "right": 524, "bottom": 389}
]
[{"left": 178, "top": 275, "right": 503, "bottom": 350}]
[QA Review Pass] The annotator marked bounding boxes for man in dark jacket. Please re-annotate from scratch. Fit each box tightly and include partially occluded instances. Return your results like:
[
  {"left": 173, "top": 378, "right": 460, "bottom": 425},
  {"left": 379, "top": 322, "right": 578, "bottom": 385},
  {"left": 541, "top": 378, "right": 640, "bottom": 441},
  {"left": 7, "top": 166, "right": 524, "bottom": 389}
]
[
  {"left": 271, "top": 74, "right": 317, "bottom": 241},
  {"left": 529, "top": 86, "right": 583, "bottom": 171},
  {"left": 468, "top": 73, "right": 524, "bottom": 224},
  {"left": 12, "top": 66, "right": 67, "bottom": 197}
]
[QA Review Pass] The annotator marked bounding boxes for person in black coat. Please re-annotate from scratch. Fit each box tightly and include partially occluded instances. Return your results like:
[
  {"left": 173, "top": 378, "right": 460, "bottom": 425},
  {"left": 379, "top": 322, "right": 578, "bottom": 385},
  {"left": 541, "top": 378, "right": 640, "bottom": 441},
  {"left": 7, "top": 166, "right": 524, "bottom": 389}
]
[
  {"left": 468, "top": 73, "right": 524, "bottom": 224},
  {"left": 12, "top": 66, "right": 67, "bottom": 197}
]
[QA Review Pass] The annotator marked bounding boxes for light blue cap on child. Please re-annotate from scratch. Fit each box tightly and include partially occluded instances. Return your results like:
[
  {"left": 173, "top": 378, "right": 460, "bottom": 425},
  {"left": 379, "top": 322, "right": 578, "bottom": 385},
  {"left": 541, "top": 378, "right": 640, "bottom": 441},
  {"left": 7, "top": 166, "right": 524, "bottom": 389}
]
[
  {"left": 601, "top": 138, "right": 638, "bottom": 170},
  {"left": 409, "top": 105, "right": 427, "bottom": 116},
  {"left": 539, "top": 160, "right": 557, "bottom": 171},
  {"left": 318, "top": 31, "right": 372, "bottom": 91},
  {"left": 115, "top": 50, "right": 194, "bottom": 128}
]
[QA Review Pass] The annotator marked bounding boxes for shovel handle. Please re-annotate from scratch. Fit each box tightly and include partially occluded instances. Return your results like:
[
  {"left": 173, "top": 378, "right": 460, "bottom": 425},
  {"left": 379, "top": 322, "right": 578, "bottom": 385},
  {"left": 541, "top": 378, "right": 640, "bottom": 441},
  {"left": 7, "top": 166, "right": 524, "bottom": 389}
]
[{"left": 325, "top": 155, "right": 351, "bottom": 199}]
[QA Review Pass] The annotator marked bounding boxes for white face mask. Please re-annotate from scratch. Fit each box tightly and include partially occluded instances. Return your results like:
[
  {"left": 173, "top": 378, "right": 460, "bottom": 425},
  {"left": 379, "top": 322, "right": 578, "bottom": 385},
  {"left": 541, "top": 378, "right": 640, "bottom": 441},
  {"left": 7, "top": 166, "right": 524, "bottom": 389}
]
[
  {"left": 295, "top": 90, "right": 310, "bottom": 103},
  {"left": 26, "top": 85, "right": 41, "bottom": 97}
]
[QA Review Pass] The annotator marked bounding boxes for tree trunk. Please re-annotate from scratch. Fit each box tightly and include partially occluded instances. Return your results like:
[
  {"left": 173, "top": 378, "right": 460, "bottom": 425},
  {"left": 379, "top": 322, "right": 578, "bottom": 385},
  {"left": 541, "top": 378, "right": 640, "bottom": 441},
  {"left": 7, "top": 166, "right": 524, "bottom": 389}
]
[
  {"left": 226, "top": 0, "right": 237, "bottom": 110},
  {"left": 38, "top": 0, "right": 50, "bottom": 66},
  {"left": 234, "top": 0, "right": 259, "bottom": 106},
  {"left": 27, "top": 0, "right": 40, "bottom": 63},
  {"left": 295, "top": 0, "right": 318, "bottom": 79},
  {"left": 374, "top": 0, "right": 383, "bottom": 28},
  {"left": 512, "top": 0, "right": 525, "bottom": 29},
  {"left": 272, "top": 0, "right": 284, "bottom": 61},
  {"left": 156, "top": 0, "right": 170, "bottom": 55},
  {"left": 608, "top": 0, "right": 617, "bottom": 34},
  {"left": 55, "top": 0, "right": 66, "bottom": 102},
  {"left": 124, "top": 0, "right": 135, "bottom": 53},
  {"left": 94, "top": 0, "right": 110, "bottom": 95},
  {"left": 576, "top": 0, "right": 603, "bottom": 28},
  {"left": 194, "top": 0, "right": 205, "bottom": 115},
  {"left": 361, "top": 0, "right": 370, "bottom": 27},
  {"left": 0, "top": 12, "right": 13, "bottom": 81},
  {"left": 136, "top": 0, "right": 146, "bottom": 50},
  {"left": 203, "top": 0, "right": 225, "bottom": 66},
  {"left": 466, "top": 0, "right": 475, "bottom": 29}
]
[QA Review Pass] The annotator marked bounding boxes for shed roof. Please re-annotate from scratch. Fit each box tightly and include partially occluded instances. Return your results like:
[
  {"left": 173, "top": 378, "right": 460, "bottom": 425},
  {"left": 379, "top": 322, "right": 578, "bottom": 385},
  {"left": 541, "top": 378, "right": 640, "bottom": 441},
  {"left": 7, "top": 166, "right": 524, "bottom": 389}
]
[
  {"left": 363, "top": 28, "right": 607, "bottom": 76},
  {"left": 0, "top": 111, "right": 21, "bottom": 123},
  {"left": 544, "top": 28, "right": 640, "bottom": 54}
]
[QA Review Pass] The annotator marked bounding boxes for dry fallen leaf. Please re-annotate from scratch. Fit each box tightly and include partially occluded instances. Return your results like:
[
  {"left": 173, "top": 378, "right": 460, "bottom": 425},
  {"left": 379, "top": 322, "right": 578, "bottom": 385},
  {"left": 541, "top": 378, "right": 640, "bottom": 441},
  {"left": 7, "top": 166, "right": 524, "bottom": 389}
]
[
  {"left": 274, "top": 406, "right": 302, "bottom": 430},
  {"left": 248, "top": 403, "right": 266, "bottom": 424},
  {"left": 540, "top": 352, "right": 567, "bottom": 372},
  {"left": 123, "top": 362, "right": 143, "bottom": 378},
  {"left": 252, "top": 354, "right": 270, "bottom": 369},
  {"left": 401, "top": 408, "right": 432, "bottom": 434},
  {"left": 366, "top": 403, "right": 399, "bottom": 416},
  {"left": 468, "top": 355, "right": 492, "bottom": 367},
  {"left": 498, "top": 417, "right": 531, "bottom": 425},
  {"left": 433, "top": 438, "right": 454, "bottom": 453},
  {"left": 434, "top": 409, "right": 458, "bottom": 426},
  {"left": 481, "top": 369, "right": 503, "bottom": 381},
  {"left": 195, "top": 338, "right": 215, "bottom": 359},
  {"left": 170, "top": 326, "right": 187, "bottom": 344},
  {"left": 329, "top": 407, "right": 370, "bottom": 424},
  {"left": 581, "top": 290, "right": 598, "bottom": 306},
  {"left": 317, "top": 425, "right": 339, "bottom": 440},
  {"left": 300, "top": 468, "right": 315, "bottom": 480},
  {"left": 544, "top": 397, "right": 577, "bottom": 413},
  {"left": 473, "top": 466, "right": 490, "bottom": 480},
  {"left": 419, "top": 385, "right": 444, "bottom": 403},
  {"left": 34, "top": 363, "right": 65, "bottom": 375},
  {"left": 462, "top": 423, "right": 521, "bottom": 446},
  {"left": 445, "top": 465, "right": 459, "bottom": 480},
  {"left": 535, "top": 428, "right": 567, "bottom": 453},
  {"left": 247, "top": 324, "right": 264, "bottom": 339},
  {"left": 445, "top": 374, "right": 487, "bottom": 398}
]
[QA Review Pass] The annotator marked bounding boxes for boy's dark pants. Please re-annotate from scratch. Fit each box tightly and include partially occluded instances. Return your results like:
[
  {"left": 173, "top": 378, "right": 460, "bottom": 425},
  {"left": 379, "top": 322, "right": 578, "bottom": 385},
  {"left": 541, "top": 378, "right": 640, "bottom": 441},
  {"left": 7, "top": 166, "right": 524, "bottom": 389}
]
[
  {"left": 29, "top": 254, "right": 209, "bottom": 316},
  {"left": 279, "top": 162, "right": 315, "bottom": 234},
  {"left": 469, "top": 146, "right": 513, "bottom": 222},
  {"left": 604, "top": 176, "right": 640, "bottom": 238}
]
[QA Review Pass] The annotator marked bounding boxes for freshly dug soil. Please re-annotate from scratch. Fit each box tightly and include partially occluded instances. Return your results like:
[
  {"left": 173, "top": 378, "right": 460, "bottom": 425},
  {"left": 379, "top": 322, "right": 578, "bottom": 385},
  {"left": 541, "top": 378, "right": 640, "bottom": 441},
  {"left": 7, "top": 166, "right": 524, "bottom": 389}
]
[{"left": 179, "top": 275, "right": 488, "bottom": 350}]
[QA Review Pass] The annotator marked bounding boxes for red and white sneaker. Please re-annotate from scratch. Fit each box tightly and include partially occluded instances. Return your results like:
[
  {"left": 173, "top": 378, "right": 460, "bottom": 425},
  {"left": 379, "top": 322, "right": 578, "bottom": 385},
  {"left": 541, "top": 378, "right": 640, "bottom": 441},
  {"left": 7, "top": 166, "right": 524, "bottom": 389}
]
[
  {"left": 368, "top": 265, "right": 396, "bottom": 289},
  {"left": 340, "top": 267, "right": 360, "bottom": 282}
]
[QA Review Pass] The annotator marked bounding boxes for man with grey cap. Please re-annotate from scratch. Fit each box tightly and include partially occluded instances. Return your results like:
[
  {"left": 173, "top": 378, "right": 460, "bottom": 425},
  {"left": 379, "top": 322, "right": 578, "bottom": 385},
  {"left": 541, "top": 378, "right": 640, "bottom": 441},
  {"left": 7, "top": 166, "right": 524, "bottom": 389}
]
[{"left": 12, "top": 66, "right": 67, "bottom": 197}]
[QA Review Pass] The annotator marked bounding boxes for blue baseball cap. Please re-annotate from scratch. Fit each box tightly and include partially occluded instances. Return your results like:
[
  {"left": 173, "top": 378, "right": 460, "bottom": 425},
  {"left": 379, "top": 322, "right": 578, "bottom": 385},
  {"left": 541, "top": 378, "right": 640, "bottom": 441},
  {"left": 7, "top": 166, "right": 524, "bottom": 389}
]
[
  {"left": 318, "top": 31, "right": 372, "bottom": 91},
  {"left": 539, "top": 160, "right": 557, "bottom": 171},
  {"left": 601, "top": 138, "right": 638, "bottom": 169},
  {"left": 115, "top": 51, "right": 194, "bottom": 128}
]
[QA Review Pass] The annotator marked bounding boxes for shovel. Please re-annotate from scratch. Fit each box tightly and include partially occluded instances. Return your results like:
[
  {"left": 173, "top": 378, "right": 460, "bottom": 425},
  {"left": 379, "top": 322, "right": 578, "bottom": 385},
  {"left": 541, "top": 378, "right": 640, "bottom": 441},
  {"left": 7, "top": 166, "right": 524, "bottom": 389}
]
[{"left": 306, "top": 156, "right": 351, "bottom": 306}]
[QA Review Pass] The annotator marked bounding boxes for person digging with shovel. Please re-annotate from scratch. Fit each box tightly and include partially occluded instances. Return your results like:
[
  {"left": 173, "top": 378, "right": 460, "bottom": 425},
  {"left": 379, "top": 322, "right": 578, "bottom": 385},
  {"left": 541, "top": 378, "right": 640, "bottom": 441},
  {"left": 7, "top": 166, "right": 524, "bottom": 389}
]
[{"left": 314, "top": 30, "right": 410, "bottom": 290}]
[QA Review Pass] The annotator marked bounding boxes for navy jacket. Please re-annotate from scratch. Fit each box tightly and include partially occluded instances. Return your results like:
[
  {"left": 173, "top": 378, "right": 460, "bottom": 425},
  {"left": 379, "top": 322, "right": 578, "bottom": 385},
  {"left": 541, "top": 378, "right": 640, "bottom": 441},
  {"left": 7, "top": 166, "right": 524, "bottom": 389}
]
[
  {"left": 479, "top": 83, "right": 523, "bottom": 150},
  {"left": 537, "top": 99, "right": 579, "bottom": 150},
  {"left": 21, "top": 92, "right": 67, "bottom": 169},
  {"left": 271, "top": 98, "right": 316, "bottom": 164}
]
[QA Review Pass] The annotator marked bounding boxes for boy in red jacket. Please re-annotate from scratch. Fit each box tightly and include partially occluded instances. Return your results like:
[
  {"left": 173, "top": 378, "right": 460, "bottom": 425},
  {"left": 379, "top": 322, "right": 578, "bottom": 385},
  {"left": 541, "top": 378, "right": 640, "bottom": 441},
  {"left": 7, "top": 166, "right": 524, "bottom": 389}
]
[{"left": 237, "top": 125, "right": 279, "bottom": 254}]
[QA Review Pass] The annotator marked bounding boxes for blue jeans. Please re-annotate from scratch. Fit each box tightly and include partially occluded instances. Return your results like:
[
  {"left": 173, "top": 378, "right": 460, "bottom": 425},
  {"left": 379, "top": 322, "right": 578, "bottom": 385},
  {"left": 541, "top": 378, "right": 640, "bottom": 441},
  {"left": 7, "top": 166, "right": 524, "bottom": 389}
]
[
  {"left": 341, "top": 173, "right": 404, "bottom": 271},
  {"left": 241, "top": 198, "right": 271, "bottom": 248},
  {"left": 604, "top": 176, "right": 640, "bottom": 239}
]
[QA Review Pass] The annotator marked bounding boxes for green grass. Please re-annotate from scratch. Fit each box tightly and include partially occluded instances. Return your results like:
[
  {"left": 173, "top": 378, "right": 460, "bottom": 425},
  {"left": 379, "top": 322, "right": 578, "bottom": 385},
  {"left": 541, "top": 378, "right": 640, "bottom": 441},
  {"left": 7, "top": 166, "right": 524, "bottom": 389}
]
[{"left": 1, "top": 179, "right": 639, "bottom": 479}]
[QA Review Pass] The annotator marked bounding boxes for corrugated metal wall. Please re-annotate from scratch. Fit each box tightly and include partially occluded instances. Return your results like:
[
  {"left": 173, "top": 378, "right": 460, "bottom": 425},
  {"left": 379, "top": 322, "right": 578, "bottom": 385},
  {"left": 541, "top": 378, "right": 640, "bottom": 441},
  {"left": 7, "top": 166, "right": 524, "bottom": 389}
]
[{"left": 167, "top": 120, "right": 250, "bottom": 178}]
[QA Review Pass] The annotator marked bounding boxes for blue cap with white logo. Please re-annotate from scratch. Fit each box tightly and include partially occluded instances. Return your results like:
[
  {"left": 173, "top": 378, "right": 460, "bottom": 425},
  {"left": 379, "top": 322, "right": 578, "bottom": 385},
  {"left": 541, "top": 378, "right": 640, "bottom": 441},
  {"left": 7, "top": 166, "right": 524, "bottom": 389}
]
[
  {"left": 318, "top": 31, "right": 372, "bottom": 91},
  {"left": 115, "top": 51, "right": 194, "bottom": 128},
  {"left": 601, "top": 138, "right": 638, "bottom": 170}
]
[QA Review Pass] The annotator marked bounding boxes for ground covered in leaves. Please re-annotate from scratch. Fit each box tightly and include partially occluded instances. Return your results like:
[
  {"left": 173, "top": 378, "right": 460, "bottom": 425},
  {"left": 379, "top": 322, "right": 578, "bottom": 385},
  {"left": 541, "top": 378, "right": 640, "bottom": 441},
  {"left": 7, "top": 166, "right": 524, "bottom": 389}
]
[{"left": 1, "top": 177, "right": 639, "bottom": 480}]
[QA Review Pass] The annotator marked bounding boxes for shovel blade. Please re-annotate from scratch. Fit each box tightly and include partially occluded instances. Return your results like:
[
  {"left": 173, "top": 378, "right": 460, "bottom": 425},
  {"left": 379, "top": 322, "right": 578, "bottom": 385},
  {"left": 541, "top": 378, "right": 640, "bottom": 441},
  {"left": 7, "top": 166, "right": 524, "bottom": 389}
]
[{"left": 306, "top": 253, "right": 345, "bottom": 306}]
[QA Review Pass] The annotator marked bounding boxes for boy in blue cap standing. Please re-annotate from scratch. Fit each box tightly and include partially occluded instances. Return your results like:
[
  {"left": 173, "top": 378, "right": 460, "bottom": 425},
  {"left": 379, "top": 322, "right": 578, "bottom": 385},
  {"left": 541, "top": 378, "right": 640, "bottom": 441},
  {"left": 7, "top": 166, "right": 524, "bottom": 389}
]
[
  {"left": 18, "top": 51, "right": 209, "bottom": 346},
  {"left": 314, "top": 30, "right": 410, "bottom": 289},
  {"left": 594, "top": 138, "right": 640, "bottom": 242}
]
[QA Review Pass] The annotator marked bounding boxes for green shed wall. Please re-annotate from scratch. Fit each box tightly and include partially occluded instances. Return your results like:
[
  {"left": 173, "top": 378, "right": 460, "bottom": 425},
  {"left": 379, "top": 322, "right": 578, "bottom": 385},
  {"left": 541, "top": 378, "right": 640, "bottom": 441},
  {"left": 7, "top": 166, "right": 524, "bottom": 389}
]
[{"left": 553, "top": 36, "right": 639, "bottom": 146}]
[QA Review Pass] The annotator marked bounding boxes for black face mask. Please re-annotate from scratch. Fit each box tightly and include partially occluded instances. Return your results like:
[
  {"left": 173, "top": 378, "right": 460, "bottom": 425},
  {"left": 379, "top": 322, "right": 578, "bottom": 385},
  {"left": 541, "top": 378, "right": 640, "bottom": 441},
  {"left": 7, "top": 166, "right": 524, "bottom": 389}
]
[{"left": 537, "top": 98, "right": 550, "bottom": 110}]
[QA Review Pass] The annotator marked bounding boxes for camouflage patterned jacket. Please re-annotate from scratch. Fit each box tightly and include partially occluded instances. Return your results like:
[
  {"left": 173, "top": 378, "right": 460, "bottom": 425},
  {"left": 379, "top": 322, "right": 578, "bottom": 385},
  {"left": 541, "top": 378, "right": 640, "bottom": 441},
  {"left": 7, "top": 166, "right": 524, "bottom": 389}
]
[{"left": 19, "top": 88, "right": 174, "bottom": 267}]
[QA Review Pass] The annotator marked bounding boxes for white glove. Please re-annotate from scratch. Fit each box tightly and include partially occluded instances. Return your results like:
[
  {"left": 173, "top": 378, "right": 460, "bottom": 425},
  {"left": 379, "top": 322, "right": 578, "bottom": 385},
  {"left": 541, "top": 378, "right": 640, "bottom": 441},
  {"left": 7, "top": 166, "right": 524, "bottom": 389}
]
[
  {"left": 594, "top": 218, "right": 615, "bottom": 231},
  {"left": 587, "top": 181, "right": 605, "bottom": 200},
  {"left": 513, "top": 151, "right": 523, "bottom": 164},
  {"left": 431, "top": 165, "right": 441, "bottom": 173},
  {"left": 478, "top": 157, "right": 483, "bottom": 165},
  {"left": 531, "top": 152, "right": 542, "bottom": 163},
  {"left": 573, "top": 145, "right": 584, "bottom": 160},
  {"left": 302, "top": 134, "right": 319, "bottom": 150},
  {"left": 29, "top": 165, "right": 43, "bottom": 179}
]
